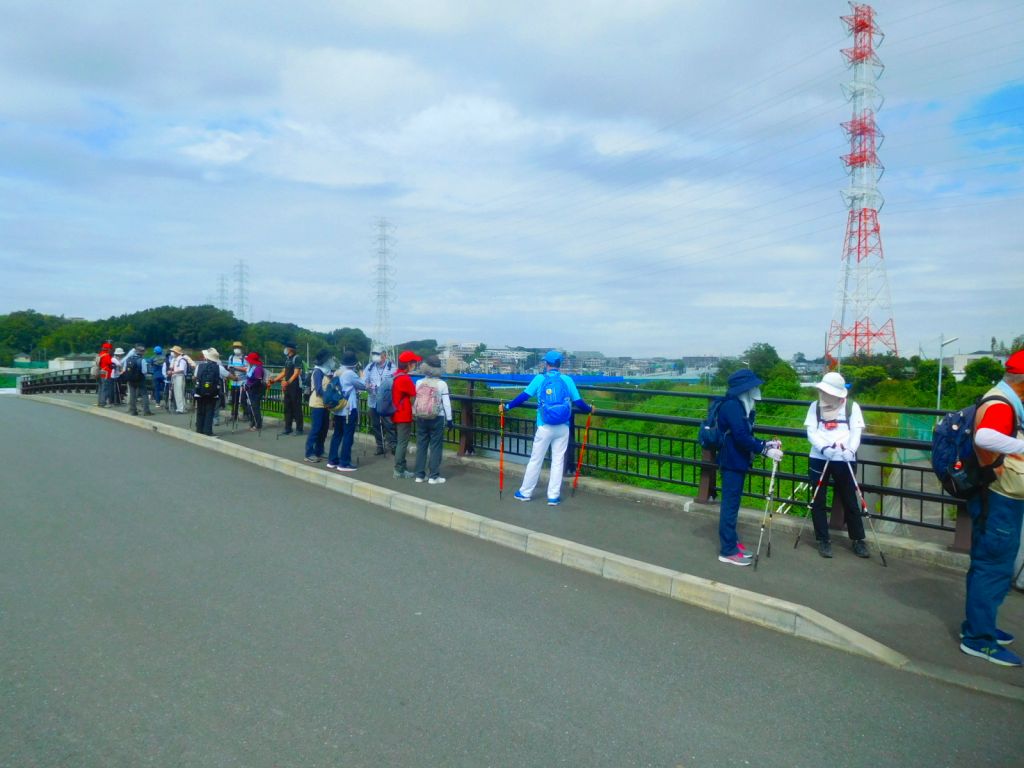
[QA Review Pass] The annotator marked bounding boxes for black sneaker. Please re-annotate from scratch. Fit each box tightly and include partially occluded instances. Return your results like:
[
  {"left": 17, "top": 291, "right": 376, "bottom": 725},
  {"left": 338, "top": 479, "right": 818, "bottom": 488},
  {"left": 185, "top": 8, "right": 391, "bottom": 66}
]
[
  {"left": 852, "top": 540, "right": 870, "bottom": 558},
  {"left": 374, "top": 448, "right": 386, "bottom": 456},
  {"left": 818, "top": 540, "right": 833, "bottom": 558}
]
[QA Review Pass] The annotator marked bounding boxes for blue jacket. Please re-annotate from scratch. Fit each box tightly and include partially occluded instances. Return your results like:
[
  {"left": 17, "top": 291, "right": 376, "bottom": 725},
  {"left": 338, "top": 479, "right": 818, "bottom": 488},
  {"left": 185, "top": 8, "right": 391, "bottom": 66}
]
[{"left": 717, "top": 396, "right": 767, "bottom": 472}]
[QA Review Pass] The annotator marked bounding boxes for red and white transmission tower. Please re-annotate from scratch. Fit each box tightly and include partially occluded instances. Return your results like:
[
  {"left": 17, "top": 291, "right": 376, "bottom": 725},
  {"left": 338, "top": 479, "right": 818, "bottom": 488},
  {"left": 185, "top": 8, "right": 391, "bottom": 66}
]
[{"left": 825, "top": 2, "right": 897, "bottom": 364}]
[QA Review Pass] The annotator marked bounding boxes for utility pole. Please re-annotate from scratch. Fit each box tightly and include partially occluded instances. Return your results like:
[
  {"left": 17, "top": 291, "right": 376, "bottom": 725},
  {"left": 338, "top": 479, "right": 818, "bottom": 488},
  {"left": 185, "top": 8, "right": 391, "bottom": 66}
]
[
  {"left": 372, "top": 219, "right": 396, "bottom": 360},
  {"left": 825, "top": 3, "right": 898, "bottom": 366}
]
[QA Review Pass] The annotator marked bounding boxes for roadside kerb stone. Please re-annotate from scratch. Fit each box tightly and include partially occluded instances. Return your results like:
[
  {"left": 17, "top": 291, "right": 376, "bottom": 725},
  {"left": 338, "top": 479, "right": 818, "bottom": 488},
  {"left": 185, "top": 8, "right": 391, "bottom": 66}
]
[
  {"left": 34, "top": 394, "right": 1024, "bottom": 700},
  {"left": 450, "top": 452, "right": 969, "bottom": 574}
]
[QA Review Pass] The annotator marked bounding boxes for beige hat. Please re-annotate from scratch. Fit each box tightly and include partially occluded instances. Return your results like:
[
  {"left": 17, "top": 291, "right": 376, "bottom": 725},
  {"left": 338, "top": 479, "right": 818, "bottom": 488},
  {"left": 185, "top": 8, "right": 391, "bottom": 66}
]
[
  {"left": 113, "top": 347, "right": 125, "bottom": 356},
  {"left": 170, "top": 345, "right": 184, "bottom": 355},
  {"left": 815, "top": 371, "right": 848, "bottom": 399},
  {"left": 203, "top": 348, "right": 221, "bottom": 363}
]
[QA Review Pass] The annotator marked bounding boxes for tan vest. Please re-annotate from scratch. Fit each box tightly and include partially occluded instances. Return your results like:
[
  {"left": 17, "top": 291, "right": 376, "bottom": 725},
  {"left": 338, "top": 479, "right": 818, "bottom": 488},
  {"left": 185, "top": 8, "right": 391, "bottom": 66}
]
[
  {"left": 975, "top": 386, "right": 1024, "bottom": 500},
  {"left": 308, "top": 371, "right": 329, "bottom": 410}
]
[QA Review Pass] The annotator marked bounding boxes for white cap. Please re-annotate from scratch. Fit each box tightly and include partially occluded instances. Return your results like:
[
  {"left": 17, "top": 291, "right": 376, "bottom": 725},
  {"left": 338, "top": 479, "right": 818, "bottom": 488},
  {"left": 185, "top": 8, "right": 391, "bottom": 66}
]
[{"left": 815, "top": 371, "right": 848, "bottom": 398}]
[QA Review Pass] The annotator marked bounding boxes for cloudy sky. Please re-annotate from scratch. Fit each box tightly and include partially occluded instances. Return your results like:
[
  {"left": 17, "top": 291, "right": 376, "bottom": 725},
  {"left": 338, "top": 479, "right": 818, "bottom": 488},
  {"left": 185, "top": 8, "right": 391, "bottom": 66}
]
[{"left": 1, "top": 0, "right": 1021, "bottom": 358}]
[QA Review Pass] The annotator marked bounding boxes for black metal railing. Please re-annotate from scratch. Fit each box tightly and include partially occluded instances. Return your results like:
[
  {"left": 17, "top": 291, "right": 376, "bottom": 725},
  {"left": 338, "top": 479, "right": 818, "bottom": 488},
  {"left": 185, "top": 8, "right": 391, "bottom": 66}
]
[{"left": 19, "top": 369, "right": 969, "bottom": 548}]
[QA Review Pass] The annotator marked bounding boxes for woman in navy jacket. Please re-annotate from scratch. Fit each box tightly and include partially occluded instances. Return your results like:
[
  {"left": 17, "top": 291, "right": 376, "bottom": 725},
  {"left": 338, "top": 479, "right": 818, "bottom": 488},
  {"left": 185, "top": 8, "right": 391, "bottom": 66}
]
[{"left": 717, "top": 369, "right": 783, "bottom": 566}]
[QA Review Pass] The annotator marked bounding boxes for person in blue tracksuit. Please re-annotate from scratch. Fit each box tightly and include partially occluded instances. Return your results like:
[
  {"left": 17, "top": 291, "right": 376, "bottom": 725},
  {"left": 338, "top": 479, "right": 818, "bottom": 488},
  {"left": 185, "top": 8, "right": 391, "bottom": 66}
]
[
  {"left": 716, "top": 368, "right": 784, "bottom": 566},
  {"left": 500, "top": 350, "right": 595, "bottom": 506}
]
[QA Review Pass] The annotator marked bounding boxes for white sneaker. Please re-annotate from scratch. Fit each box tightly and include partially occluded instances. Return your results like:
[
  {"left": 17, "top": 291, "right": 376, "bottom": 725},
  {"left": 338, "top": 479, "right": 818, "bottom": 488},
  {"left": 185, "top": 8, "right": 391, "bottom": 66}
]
[{"left": 428, "top": 476, "right": 446, "bottom": 485}]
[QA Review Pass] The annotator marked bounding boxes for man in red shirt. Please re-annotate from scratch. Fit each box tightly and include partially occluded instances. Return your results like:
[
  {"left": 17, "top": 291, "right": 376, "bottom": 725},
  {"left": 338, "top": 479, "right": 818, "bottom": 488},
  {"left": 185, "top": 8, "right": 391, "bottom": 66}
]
[
  {"left": 98, "top": 342, "right": 114, "bottom": 407},
  {"left": 392, "top": 350, "right": 422, "bottom": 479},
  {"left": 961, "top": 350, "right": 1024, "bottom": 667}
]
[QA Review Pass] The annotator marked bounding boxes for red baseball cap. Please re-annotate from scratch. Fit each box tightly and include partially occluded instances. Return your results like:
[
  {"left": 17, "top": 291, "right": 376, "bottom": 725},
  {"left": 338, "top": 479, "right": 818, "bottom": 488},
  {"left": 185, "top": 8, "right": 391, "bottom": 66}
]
[
  {"left": 1006, "top": 350, "right": 1024, "bottom": 374},
  {"left": 398, "top": 350, "right": 422, "bottom": 364}
]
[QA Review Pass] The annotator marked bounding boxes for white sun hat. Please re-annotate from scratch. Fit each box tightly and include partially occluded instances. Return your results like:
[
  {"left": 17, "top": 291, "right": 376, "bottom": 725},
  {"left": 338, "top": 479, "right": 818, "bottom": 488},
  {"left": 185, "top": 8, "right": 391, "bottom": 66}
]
[{"left": 815, "top": 371, "right": 848, "bottom": 398}]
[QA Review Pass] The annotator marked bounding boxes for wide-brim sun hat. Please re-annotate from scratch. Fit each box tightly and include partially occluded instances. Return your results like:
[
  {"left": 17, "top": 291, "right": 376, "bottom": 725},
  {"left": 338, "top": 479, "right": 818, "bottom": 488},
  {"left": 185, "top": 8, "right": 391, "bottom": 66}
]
[
  {"left": 203, "top": 348, "right": 221, "bottom": 363},
  {"left": 815, "top": 371, "right": 848, "bottom": 399},
  {"left": 170, "top": 345, "right": 184, "bottom": 355},
  {"left": 231, "top": 341, "right": 243, "bottom": 348},
  {"left": 725, "top": 368, "right": 763, "bottom": 397},
  {"left": 245, "top": 352, "right": 261, "bottom": 364},
  {"left": 114, "top": 348, "right": 125, "bottom": 356}
]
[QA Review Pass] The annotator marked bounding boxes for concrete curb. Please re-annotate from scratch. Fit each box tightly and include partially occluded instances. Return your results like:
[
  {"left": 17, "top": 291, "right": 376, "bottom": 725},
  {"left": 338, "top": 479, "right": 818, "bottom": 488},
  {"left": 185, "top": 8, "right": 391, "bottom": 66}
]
[{"left": 26, "top": 395, "right": 1024, "bottom": 703}]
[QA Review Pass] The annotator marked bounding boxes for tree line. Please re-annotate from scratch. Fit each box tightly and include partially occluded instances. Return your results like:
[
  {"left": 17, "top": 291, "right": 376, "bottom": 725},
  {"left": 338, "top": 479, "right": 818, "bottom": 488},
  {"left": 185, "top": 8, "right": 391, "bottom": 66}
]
[{"left": 0, "top": 307, "right": 441, "bottom": 367}]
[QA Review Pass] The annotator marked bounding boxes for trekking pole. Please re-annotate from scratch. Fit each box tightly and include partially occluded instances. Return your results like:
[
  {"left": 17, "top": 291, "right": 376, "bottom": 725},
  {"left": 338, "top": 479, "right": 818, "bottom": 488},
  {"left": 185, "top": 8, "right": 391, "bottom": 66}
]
[
  {"left": 794, "top": 460, "right": 831, "bottom": 549},
  {"left": 571, "top": 411, "right": 593, "bottom": 498},
  {"left": 499, "top": 406, "right": 505, "bottom": 500},
  {"left": 845, "top": 460, "right": 888, "bottom": 567},
  {"left": 753, "top": 458, "right": 779, "bottom": 570}
]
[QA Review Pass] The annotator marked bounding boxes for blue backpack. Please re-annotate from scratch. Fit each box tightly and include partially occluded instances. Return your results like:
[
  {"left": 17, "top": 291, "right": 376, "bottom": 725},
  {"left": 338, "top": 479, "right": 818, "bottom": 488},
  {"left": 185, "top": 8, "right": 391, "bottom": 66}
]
[
  {"left": 931, "top": 394, "right": 1013, "bottom": 499},
  {"left": 697, "top": 397, "right": 730, "bottom": 452},
  {"left": 538, "top": 373, "right": 572, "bottom": 425},
  {"left": 322, "top": 376, "right": 349, "bottom": 414}
]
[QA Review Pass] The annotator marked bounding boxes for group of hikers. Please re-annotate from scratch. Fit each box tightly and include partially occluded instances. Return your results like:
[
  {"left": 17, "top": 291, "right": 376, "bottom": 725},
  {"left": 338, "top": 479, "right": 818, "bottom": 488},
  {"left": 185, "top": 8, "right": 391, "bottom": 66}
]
[{"left": 91, "top": 337, "right": 1024, "bottom": 668}]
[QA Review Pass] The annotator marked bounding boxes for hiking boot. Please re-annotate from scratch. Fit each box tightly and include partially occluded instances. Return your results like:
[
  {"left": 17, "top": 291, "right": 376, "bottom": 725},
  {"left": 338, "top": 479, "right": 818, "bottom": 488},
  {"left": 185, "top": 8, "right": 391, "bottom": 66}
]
[
  {"left": 852, "top": 540, "right": 870, "bottom": 558},
  {"left": 374, "top": 448, "right": 386, "bottom": 456},
  {"left": 818, "top": 540, "right": 833, "bottom": 559},
  {"left": 718, "top": 553, "right": 751, "bottom": 567},
  {"left": 960, "top": 639, "right": 1023, "bottom": 667},
  {"left": 960, "top": 629, "right": 1015, "bottom": 646},
  {"left": 304, "top": 456, "right": 320, "bottom": 463}
]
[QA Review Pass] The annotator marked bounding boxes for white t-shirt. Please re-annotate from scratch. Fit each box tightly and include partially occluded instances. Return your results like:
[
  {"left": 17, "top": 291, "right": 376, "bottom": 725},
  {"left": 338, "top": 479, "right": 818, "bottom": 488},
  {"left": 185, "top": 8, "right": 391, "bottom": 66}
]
[{"left": 804, "top": 400, "right": 865, "bottom": 460}]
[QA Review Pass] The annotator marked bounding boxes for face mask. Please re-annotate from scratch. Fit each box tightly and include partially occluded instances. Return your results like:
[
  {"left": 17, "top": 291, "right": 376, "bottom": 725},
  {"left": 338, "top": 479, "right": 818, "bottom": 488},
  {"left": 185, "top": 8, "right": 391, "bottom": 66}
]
[
  {"left": 371, "top": 354, "right": 381, "bottom": 363},
  {"left": 233, "top": 348, "right": 242, "bottom": 355},
  {"left": 750, "top": 387, "right": 762, "bottom": 401}
]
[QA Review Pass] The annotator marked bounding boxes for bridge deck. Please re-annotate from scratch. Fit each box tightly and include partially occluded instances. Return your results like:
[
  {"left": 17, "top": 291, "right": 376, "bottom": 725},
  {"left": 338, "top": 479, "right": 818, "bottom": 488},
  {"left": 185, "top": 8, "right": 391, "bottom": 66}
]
[{"left": 21, "top": 393, "right": 1024, "bottom": 692}]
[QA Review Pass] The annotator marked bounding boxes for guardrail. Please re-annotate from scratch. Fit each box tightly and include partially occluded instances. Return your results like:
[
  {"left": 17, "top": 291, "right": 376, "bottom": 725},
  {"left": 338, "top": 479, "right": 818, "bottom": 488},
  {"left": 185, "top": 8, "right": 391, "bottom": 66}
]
[{"left": 19, "top": 369, "right": 969, "bottom": 550}]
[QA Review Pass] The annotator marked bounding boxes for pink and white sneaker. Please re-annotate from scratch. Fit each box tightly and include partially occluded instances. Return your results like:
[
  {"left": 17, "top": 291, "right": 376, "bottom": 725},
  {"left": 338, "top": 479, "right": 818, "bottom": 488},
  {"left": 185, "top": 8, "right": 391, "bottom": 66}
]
[
  {"left": 718, "top": 553, "right": 752, "bottom": 567},
  {"left": 736, "top": 543, "right": 753, "bottom": 559}
]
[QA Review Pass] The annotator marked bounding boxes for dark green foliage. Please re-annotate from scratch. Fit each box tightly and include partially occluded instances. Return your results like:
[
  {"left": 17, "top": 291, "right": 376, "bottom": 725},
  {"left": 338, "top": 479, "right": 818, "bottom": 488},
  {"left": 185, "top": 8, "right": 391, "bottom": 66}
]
[{"left": 962, "top": 357, "right": 1005, "bottom": 388}]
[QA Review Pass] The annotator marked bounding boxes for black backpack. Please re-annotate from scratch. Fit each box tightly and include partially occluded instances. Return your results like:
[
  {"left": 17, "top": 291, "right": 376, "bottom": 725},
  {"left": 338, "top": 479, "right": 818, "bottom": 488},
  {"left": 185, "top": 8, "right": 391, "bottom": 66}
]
[
  {"left": 123, "top": 355, "right": 144, "bottom": 384},
  {"left": 698, "top": 397, "right": 729, "bottom": 452},
  {"left": 195, "top": 361, "right": 221, "bottom": 399}
]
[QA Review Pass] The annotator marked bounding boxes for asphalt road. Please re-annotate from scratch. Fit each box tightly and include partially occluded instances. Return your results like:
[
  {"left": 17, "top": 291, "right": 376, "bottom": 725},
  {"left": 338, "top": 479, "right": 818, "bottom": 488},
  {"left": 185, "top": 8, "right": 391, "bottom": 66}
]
[{"left": 2, "top": 396, "right": 1023, "bottom": 768}]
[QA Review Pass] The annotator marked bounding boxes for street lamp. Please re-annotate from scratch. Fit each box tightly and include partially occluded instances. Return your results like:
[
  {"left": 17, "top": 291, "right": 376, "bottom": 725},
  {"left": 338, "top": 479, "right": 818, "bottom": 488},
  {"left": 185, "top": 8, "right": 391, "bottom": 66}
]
[{"left": 936, "top": 334, "right": 959, "bottom": 411}]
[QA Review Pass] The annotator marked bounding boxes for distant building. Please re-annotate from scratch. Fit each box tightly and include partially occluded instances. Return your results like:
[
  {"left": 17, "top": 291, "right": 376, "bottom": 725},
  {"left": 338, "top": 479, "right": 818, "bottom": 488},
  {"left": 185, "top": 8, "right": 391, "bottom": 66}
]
[{"left": 951, "top": 352, "right": 1006, "bottom": 382}]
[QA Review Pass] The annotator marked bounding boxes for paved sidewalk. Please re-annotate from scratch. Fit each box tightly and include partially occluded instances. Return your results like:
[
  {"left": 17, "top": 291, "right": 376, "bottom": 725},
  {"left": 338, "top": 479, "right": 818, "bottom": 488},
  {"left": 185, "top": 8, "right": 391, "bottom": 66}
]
[{"left": 48, "top": 395, "right": 1024, "bottom": 690}]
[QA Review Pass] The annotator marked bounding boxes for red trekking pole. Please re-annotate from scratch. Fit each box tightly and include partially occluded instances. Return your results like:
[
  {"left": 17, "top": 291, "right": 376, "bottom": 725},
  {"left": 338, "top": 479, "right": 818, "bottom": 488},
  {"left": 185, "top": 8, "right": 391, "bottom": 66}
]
[
  {"left": 499, "top": 406, "right": 505, "bottom": 499},
  {"left": 572, "top": 411, "right": 593, "bottom": 497}
]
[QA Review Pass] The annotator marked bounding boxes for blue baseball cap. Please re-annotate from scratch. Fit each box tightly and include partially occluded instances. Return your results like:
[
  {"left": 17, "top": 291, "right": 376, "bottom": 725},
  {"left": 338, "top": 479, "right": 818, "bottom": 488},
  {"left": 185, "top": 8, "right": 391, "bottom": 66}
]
[
  {"left": 544, "top": 349, "right": 563, "bottom": 366},
  {"left": 154, "top": 345, "right": 163, "bottom": 354}
]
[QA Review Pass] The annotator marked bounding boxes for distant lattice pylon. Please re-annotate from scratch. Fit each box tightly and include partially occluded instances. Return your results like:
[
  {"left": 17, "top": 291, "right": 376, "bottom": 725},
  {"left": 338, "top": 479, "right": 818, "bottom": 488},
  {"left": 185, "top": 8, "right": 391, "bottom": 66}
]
[
  {"left": 825, "top": 2, "right": 897, "bottom": 364},
  {"left": 372, "top": 219, "right": 396, "bottom": 360}
]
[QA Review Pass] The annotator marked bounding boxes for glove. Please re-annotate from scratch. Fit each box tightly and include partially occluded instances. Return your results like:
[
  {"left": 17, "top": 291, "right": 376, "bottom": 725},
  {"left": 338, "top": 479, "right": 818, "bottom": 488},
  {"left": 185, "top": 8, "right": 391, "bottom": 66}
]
[
  {"left": 765, "top": 447, "right": 784, "bottom": 462},
  {"left": 840, "top": 448, "right": 856, "bottom": 462},
  {"left": 765, "top": 439, "right": 782, "bottom": 450},
  {"left": 821, "top": 446, "right": 839, "bottom": 461}
]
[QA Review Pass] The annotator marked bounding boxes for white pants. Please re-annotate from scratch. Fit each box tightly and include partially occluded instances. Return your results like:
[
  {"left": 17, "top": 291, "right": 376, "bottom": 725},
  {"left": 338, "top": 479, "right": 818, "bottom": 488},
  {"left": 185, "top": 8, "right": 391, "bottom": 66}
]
[
  {"left": 173, "top": 375, "right": 186, "bottom": 413},
  {"left": 519, "top": 423, "right": 570, "bottom": 501}
]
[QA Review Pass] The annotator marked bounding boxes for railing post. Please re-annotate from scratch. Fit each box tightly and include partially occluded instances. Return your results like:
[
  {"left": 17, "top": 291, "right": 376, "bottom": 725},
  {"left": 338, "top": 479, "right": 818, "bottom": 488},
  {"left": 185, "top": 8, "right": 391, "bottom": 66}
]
[
  {"left": 458, "top": 381, "right": 475, "bottom": 456},
  {"left": 952, "top": 503, "right": 972, "bottom": 553},
  {"left": 697, "top": 449, "right": 717, "bottom": 503},
  {"left": 828, "top": 493, "right": 847, "bottom": 532}
]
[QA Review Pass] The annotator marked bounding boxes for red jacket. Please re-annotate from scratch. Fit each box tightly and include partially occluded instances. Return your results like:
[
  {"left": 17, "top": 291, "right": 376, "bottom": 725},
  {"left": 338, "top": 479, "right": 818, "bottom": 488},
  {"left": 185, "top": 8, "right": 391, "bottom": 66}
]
[
  {"left": 391, "top": 370, "right": 416, "bottom": 424},
  {"left": 99, "top": 352, "right": 113, "bottom": 379}
]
